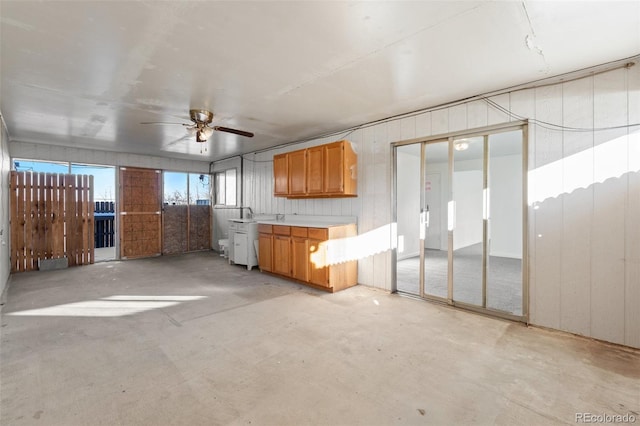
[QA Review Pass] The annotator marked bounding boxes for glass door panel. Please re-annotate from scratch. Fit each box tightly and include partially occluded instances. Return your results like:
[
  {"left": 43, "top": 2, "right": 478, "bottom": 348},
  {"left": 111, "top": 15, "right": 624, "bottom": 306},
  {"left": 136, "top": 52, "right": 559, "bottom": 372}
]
[
  {"left": 395, "top": 144, "right": 422, "bottom": 295},
  {"left": 487, "top": 131, "right": 523, "bottom": 314},
  {"left": 452, "top": 136, "right": 484, "bottom": 306},
  {"left": 423, "top": 141, "right": 449, "bottom": 299}
]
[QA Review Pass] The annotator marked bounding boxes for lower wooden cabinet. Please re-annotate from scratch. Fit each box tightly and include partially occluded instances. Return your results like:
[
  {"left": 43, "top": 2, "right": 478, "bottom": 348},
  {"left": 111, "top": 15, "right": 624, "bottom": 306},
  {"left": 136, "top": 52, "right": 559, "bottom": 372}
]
[
  {"left": 291, "top": 237, "right": 310, "bottom": 282},
  {"left": 258, "top": 231, "right": 273, "bottom": 272},
  {"left": 308, "top": 238, "right": 328, "bottom": 287},
  {"left": 273, "top": 235, "right": 291, "bottom": 276},
  {"left": 258, "top": 223, "right": 357, "bottom": 292}
]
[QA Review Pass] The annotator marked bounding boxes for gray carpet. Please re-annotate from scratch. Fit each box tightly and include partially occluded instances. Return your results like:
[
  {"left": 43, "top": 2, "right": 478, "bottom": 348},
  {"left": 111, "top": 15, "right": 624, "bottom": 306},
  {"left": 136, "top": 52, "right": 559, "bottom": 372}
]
[{"left": 396, "top": 243, "right": 522, "bottom": 315}]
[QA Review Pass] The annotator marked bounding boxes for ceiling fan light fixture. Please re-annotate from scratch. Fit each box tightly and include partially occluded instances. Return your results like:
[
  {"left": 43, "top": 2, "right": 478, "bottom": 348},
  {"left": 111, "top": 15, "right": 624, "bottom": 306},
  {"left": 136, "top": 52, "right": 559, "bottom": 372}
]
[
  {"left": 196, "top": 129, "right": 208, "bottom": 142},
  {"left": 454, "top": 140, "right": 469, "bottom": 151},
  {"left": 201, "top": 126, "right": 214, "bottom": 139}
]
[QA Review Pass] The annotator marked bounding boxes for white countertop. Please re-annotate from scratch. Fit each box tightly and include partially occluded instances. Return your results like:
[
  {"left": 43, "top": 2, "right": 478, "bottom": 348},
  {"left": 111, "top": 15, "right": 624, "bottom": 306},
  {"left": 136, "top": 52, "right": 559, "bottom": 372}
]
[
  {"left": 256, "top": 214, "right": 357, "bottom": 228},
  {"left": 257, "top": 220, "right": 353, "bottom": 228}
]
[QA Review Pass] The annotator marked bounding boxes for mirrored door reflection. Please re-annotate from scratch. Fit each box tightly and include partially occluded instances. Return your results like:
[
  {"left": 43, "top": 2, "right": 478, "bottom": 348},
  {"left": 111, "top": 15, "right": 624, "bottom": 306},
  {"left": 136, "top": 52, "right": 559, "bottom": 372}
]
[
  {"left": 423, "top": 141, "right": 449, "bottom": 299},
  {"left": 452, "top": 136, "right": 484, "bottom": 306},
  {"left": 395, "top": 144, "right": 421, "bottom": 296},
  {"left": 486, "top": 131, "right": 523, "bottom": 315}
]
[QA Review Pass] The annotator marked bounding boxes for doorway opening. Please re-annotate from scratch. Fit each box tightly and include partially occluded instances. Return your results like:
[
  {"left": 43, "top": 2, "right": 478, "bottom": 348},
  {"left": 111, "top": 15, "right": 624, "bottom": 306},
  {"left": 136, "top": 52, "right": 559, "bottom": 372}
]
[{"left": 71, "top": 164, "right": 116, "bottom": 262}]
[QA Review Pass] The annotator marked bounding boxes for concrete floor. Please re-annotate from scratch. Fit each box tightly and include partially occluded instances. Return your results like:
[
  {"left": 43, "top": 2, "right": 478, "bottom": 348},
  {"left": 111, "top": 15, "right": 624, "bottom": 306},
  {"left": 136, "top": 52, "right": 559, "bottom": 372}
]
[
  {"left": 94, "top": 247, "right": 116, "bottom": 262},
  {"left": 1, "top": 252, "right": 638, "bottom": 426}
]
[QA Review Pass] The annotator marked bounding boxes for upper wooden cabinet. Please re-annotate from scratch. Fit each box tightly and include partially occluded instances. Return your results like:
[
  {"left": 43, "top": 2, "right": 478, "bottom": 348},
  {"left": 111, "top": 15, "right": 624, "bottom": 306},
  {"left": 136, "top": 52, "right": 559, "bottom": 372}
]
[
  {"left": 273, "top": 140, "right": 357, "bottom": 198},
  {"left": 273, "top": 153, "right": 288, "bottom": 196},
  {"left": 306, "top": 145, "right": 324, "bottom": 195},
  {"left": 324, "top": 140, "right": 356, "bottom": 195},
  {"left": 288, "top": 149, "right": 307, "bottom": 196}
]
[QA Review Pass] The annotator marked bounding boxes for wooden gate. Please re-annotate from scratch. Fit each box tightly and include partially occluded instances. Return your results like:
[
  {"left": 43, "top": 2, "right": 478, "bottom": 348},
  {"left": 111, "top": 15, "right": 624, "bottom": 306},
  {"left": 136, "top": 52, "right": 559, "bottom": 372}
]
[
  {"left": 10, "top": 171, "right": 94, "bottom": 272},
  {"left": 120, "top": 167, "right": 162, "bottom": 259}
]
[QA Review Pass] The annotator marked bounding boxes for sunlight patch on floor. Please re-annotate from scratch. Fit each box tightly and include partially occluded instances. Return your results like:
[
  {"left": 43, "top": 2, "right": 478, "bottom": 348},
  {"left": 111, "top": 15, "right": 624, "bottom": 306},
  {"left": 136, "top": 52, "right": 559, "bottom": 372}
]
[{"left": 7, "top": 295, "right": 207, "bottom": 317}]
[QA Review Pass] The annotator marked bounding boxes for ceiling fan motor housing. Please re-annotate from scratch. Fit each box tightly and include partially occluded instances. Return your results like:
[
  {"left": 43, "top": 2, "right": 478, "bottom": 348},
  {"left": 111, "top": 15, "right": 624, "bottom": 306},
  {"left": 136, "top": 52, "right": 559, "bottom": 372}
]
[{"left": 190, "top": 109, "right": 214, "bottom": 124}]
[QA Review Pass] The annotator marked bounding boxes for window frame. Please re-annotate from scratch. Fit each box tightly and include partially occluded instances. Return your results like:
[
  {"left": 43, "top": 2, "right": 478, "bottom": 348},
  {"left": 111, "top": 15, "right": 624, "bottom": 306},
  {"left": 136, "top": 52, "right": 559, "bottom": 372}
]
[{"left": 214, "top": 168, "right": 237, "bottom": 207}]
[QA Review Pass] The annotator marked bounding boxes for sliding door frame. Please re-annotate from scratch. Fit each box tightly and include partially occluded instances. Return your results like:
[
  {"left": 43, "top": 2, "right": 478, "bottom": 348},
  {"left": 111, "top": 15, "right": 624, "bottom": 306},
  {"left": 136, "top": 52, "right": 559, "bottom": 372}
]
[{"left": 392, "top": 120, "right": 529, "bottom": 323}]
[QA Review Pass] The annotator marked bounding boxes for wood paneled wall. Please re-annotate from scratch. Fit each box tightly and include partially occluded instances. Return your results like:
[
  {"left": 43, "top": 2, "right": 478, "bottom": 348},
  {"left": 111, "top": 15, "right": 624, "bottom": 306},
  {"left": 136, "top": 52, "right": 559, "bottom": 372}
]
[
  {"left": 235, "top": 64, "right": 640, "bottom": 348},
  {"left": 163, "top": 205, "right": 188, "bottom": 255},
  {"left": 189, "top": 205, "right": 211, "bottom": 251},
  {"left": 9, "top": 171, "right": 94, "bottom": 272},
  {"left": 163, "top": 205, "right": 211, "bottom": 254}
]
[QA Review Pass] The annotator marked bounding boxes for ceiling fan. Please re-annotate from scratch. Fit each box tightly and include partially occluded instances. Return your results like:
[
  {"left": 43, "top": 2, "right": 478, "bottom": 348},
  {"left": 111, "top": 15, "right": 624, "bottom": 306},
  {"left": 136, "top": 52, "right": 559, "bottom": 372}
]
[{"left": 142, "top": 109, "right": 254, "bottom": 143}]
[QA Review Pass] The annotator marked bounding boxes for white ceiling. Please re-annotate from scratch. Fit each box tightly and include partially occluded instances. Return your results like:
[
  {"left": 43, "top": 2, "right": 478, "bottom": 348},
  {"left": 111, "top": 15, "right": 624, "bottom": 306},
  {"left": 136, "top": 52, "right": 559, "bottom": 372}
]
[{"left": 1, "top": 1, "right": 639, "bottom": 162}]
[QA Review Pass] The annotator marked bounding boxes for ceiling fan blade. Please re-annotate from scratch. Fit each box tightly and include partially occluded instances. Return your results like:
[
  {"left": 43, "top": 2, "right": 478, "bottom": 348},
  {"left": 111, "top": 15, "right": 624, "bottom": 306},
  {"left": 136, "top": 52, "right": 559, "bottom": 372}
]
[
  {"left": 213, "top": 126, "right": 254, "bottom": 138},
  {"left": 140, "top": 121, "right": 191, "bottom": 125},
  {"left": 164, "top": 134, "right": 191, "bottom": 147}
]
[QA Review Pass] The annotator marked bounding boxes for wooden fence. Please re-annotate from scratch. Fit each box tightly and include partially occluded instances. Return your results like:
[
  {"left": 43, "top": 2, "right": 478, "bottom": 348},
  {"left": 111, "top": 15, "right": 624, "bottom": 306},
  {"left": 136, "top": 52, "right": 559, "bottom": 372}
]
[{"left": 10, "top": 171, "right": 94, "bottom": 272}]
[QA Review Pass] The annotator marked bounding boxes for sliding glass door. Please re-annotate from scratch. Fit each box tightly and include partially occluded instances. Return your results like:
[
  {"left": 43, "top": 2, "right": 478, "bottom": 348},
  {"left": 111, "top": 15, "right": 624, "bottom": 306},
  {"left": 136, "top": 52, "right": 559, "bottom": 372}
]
[
  {"left": 395, "top": 144, "right": 421, "bottom": 296},
  {"left": 423, "top": 142, "right": 449, "bottom": 300},
  {"left": 394, "top": 125, "right": 526, "bottom": 320},
  {"left": 486, "top": 131, "right": 524, "bottom": 315},
  {"left": 452, "top": 136, "right": 484, "bottom": 307}
]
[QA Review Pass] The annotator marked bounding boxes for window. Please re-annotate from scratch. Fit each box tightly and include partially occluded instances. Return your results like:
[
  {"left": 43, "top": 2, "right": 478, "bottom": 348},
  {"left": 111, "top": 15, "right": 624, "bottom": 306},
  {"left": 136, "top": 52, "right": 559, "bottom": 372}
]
[
  {"left": 164, "top": 172, "right": 189, "bottom": 205},
  {"left": 13, "top": 159, "right": 68, "bottom": 173},
  {"left": 189, "top": 173, "right": 211, "bottom": 205},
  {"left": 164, "top": 172, "right": 212, "bottom": 206},
  {"left": 214, "top": 169, "right": 236, "bottom": 206},
  {"left": 71, "top": 163, "right": 116, "bottom": 202}
]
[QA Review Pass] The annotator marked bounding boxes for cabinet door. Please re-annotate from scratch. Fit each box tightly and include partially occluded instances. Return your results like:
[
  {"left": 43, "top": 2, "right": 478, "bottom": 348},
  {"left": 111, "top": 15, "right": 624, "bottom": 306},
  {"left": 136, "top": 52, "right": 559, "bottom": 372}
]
[
  {"left": 288, "top": 150, "right": 306, "bottom": 195},
  {"left": 308, "top": 239, "right": 329, "bottom": 287},
  {"left": 324, "top": 142, "right": 344, "bottom": 194},
  {"left": 258, "top": 233, "right": 273, "bottom": 272},
  {"left": 306, "top": 146, "right": 324, "bottom": 194},
  {"left": 291, "top": 237, "right": 310, "bottom": 282},
  {"left": 273, "top": 235, "right": 291, "bottom": 276},
  {"left": 273, "top": 153, "right": 289, "bottom": 196},
  {"left": 234, "top": 233, "right": 248, "bottom": 265}
]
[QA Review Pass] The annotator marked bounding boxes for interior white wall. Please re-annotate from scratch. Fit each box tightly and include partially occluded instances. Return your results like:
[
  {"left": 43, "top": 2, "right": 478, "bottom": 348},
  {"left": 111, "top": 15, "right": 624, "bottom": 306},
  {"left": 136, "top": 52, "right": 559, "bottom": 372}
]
[
  {"left": 0, "top": 121, "right": 10, "bottom": 299},
  {"left": 235, "top": 63, "right": 640, "bottom": 348},
  {"left": 395, "top": 150, "right": 420, "bottom": 260}
]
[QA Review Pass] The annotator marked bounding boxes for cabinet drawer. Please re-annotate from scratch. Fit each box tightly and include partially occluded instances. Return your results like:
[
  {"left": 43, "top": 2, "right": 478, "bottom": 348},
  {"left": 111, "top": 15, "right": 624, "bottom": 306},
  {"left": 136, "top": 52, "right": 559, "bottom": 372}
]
[
  {"left": 273, "top": 225, "right": 291, "bottom": 236},
  {"left": 291, "top": 226, "right": 308, "bottom": 238},
  {"left": 258, "top": 224, "right": 273, "bottom": 234},
  {"left": 308, "top": 227, "right": 328, "bottom": 240}
]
